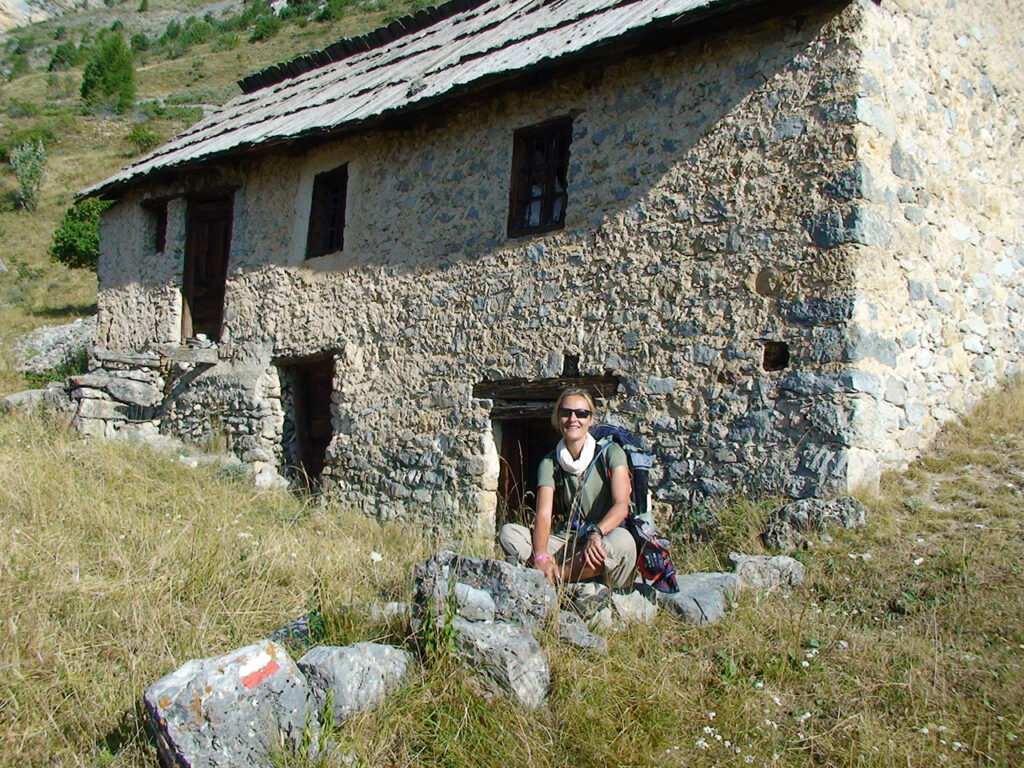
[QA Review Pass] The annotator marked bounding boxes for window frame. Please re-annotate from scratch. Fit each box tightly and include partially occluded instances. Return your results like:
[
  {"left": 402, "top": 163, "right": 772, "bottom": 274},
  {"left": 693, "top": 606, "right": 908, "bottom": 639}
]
[
  {"left": 305, "top": 164, "right": 349, "bottom": 259},
  {"left": 507, "top": 117, "right": 573, "bottom": 238}
]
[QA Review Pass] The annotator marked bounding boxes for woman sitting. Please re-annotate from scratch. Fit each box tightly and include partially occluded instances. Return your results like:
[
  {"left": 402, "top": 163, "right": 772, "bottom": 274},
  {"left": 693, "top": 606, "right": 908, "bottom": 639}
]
[{"left": 499, "top": 388, "right": 637, "bottom": 588}]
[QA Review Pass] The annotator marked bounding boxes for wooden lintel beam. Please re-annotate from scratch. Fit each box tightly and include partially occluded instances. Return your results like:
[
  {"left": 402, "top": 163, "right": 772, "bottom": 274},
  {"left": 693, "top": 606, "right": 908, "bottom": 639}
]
[{"left": 473, "top": 375, "right": 619, "bottom": 403}]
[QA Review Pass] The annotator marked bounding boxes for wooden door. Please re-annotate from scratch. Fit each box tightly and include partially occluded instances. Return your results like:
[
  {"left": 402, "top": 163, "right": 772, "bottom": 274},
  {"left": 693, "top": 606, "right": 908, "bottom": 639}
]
[{"left": 183, "top": 195, "right": 233, "bottom": 341}]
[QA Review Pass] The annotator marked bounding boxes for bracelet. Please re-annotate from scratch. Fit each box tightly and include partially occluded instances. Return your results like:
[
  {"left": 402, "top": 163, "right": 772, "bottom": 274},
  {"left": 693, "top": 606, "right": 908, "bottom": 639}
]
[{"left": 533, "top": 553, "right": 552, "bottom": 563}]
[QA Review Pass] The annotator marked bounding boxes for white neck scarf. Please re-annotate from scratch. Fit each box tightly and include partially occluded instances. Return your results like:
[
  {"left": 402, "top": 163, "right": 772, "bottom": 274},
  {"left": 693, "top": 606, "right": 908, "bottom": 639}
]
[{"left": 557, "top": 433, "right": 596, "bottom": 477}]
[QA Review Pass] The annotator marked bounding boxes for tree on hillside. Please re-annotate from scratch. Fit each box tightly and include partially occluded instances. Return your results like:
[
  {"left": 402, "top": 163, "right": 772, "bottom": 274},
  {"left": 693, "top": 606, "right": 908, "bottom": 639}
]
[
  {"left": 9, "top": 140, "right": 47, "bottom": 212},
  {"left": 48, "top": 40, "right": 80, "bottom": 71},
  {"left": 80, "top": 32, "right": 136, "bottom": 114},
  {"left": 50, "top": 198, "right": 112, "bottom": 270}
]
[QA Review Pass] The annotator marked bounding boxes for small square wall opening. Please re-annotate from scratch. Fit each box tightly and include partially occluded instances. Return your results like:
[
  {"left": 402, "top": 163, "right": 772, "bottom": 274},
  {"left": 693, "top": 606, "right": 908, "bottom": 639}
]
[{"left": 763, "top": 340, "right": 790, "bottom": 371}]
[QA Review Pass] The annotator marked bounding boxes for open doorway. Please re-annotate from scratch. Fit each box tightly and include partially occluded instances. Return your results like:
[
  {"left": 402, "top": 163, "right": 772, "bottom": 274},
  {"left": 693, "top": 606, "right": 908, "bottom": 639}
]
[
  {"left": 474, "top": 374, "right": 619, "bottom": 529},
  {"left": 279, "top": 357, "right": 335, "bottom": 491},
  {"left": 495, "top": 416, "right": 559, "bottom": 527}
]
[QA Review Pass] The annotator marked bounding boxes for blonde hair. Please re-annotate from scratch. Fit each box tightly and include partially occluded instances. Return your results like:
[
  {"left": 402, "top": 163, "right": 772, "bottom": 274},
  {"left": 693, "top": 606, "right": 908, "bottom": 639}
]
[{"left": 550, "top": 387, "right": 598, "bottom": 431}]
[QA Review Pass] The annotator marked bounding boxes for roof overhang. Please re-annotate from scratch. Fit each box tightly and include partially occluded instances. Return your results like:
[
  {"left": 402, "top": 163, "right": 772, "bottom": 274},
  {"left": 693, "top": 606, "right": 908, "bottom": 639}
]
[{"left": 83, "top": 0, "right": 826, "bottom": 201}]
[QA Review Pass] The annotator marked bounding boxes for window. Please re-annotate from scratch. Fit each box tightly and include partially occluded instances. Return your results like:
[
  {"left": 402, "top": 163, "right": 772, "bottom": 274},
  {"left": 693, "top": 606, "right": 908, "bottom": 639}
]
[
  {"left": 143, "top": 199, "right": 168, "bottom": 252},
  {"left": 305, "top": 165, "right": 348, "bottom": 258},
  {"left": 183, "top": 194, "right": 233, "bottom": 342},
  {"left": 507, "top": 117, "right": 572, "bottom": 238}
]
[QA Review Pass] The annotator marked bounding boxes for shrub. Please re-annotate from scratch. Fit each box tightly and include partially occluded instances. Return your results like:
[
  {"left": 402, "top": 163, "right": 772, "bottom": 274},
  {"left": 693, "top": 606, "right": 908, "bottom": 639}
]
[
  {"left": 180, "top": 18, "right": 213, "bottom": 47},
  {"left": 281, "top": 0, "right": 317, "bottom": 20},
  {"left": 80, "top": 32, "right": 136, "bottom": 114},
  {"left": 9, "top": 140, "right": 47, "bottom": 212},
  {"left": 6, "top": 98, "right": 40, "bottom": 118},
  {"left": 212, "top": 33, "right": 240, "bottom": 51},
  {"left": 125, "top": 122, "right": 160, "bottom": 153},
  {"left": 249, "top": 15, "right": 282, "bottom": 42},
  {"left": 161, "top": 20, "right": 182, "bottom": 40},
  {"left": 317, "top": 0, "right": 360, "bottom": 22},
  {"left": 130, "top": 32, "right": 150, "bottom": 53},
  {"left": 138, "top": 0, "right": 149, "bottom": 10},
  {"left": 49, "top": 198, "right": 112, "bottom": 270},
  {"left": 0, "top": 124, "right": 56, "bottom": 162},
  {"left": 48, "top": 41, "right": 79, "bottom": 71},
  {"left": 4, "top": 52, "right": 30, "bottom": 79},
  {"left": 44, "top": 73, "right": 76, "bottom": 100}
]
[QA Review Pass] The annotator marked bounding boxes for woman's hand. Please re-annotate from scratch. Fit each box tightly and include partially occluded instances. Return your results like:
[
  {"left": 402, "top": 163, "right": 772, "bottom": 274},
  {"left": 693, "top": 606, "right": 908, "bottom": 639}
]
[
  {"left": 532, "top": 485, "right": 557, "bottom": 583},
  {"left": 581, "top": 531, "right": 606, "bottom": 570},
  {"left": 534, "top": 555, "right": 560, "bottom": 584}
]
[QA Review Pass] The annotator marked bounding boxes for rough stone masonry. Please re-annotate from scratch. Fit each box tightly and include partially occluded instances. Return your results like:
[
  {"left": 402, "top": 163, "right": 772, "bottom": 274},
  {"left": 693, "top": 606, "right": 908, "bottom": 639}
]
[{"left": 81, "top": 0, "right": 1023, "bottom": 536}]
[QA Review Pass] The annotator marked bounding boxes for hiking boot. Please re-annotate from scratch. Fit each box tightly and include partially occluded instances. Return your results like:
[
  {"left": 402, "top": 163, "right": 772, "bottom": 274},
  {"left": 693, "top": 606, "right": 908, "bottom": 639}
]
[{"left": 562, "top": 581, "right": 611, "bottom": 620}]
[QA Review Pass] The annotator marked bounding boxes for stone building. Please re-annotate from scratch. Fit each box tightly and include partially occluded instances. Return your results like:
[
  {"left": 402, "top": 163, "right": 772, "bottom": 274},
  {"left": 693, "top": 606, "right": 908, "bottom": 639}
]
[{"left": 82, "top": 0, "right": 1024, "bottom": 535}]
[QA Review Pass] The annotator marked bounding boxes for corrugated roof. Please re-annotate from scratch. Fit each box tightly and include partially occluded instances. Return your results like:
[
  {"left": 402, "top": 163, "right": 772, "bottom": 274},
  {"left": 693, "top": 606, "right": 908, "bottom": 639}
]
[{"left": 85, "top": 0, "right": 758, "bottom": 198}]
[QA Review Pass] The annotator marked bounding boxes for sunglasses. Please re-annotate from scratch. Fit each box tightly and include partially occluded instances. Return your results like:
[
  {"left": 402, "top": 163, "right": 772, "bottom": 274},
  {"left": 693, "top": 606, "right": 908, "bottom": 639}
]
[{"left": 558, "top": 407, "right": 592, "bottom": 419}]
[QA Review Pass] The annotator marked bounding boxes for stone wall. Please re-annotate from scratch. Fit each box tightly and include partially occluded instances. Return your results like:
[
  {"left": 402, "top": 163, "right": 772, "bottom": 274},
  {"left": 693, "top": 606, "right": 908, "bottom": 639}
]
[
  {"left": 96, "top": 1, "right": 883, "bottom": 531},
  {"left": 846, "top": 0, "right": 1024, "bottom": 484}
]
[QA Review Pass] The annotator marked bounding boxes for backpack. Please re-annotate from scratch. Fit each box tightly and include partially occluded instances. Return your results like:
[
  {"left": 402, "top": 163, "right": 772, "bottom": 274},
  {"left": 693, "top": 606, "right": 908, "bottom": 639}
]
[{"left": 567, "top": 425, "right": 679, "bottom": 593}]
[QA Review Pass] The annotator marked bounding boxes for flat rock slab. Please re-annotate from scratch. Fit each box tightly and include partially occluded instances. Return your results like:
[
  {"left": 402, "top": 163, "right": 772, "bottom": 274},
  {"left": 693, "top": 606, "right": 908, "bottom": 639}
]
[
  {"left": 655, "top": 572, "right": 738, "bottom": 626},
  {"left": 144, "top": 639, "right": 312, "bottom": 768},
  {"left": 454, "top": 581, "right": 496, "bottom": 622},
  {"left": 298, "top": 643, "right": 412, "bottom": 723},
  {"left": 453, "top": 617, "right": 549, "bottom": 709}
]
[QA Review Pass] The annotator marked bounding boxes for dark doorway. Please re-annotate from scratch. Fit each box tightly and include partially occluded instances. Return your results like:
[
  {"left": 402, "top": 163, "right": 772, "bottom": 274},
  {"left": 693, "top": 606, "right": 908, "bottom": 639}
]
[
  {"left": 282, "top": 358, "right": 335, "bottom": 490},
  {"left": 474, "top": 374, "right": 619, "bottom": 528},
  {"left": 183, "top": 194, "right": 233, "bottom": 341},
  {"left": 497, "top": 416, "right": 559, "bottom": 526}
]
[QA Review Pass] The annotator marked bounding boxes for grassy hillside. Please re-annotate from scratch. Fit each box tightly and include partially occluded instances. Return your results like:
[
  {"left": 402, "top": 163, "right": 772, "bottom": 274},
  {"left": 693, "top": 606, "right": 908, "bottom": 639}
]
[
  {"left": 0, "top": 380, "right": 1021, "bottom": 767},
  {"left": 0, "top": 0, "right": 431, "bottom": 395}
]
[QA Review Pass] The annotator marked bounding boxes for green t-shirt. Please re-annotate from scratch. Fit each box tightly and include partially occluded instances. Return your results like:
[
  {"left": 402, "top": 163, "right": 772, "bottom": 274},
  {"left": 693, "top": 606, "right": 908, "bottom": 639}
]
[{"left": 538, "top": 442, "right": 627, "bottom": 532}]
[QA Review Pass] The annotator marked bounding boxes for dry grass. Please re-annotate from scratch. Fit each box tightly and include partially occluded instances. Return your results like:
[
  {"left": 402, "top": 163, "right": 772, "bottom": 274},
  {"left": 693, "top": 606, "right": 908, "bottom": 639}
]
[
  {"left": 2, "top": 380, "right": 1022, "bottom": 767},
  {"left": 0, "top": 410, "right": 438, "bottom": 767}
]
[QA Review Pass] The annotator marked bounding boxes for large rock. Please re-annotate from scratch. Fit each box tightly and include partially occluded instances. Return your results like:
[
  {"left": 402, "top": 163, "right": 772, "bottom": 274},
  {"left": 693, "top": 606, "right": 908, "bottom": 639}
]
[
  {"left": 655, "top": 572, "right": 738, "bottom": 626},
  {"left": 297, "top": 643, "right": 412, "bottom": 723},
  {"left": 413, "top": 551, "right": 557, "bottom": 632},
  {"left": 104, "top": 377, "right": 163, "bottom": 406},
  {"left": 557, "top": 610, "right": 608, "bottom": 655},
  {"left": 453, "top": 617, "right": 549, "bottom": 709},
  {"left": 590, "top": 589, "right": 658, "bottom": 631},
  {"left": 15, "top": 316, "right": 96, "bottom": 374},
  {"left": 144, "top": 639, "right": 312, "bottom": 768},
  {"left": 729, "top": 553, "right": 806, "bottom": 591},
  {"left": 0, "top": 383, "right": 73, "bottom": 415},
  {"left": 763, "top": 496, "right": 867, "bottom": 550}
]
